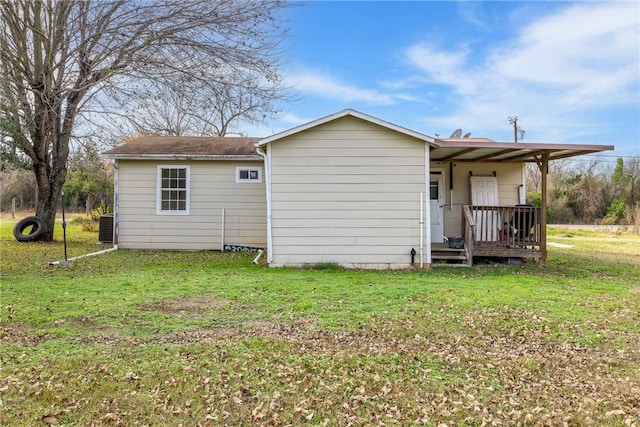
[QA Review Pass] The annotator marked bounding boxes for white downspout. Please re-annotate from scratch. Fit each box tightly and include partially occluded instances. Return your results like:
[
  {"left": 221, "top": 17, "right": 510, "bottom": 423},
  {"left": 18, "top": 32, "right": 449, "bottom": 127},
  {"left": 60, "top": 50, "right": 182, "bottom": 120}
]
[
  {"left": 256, "top": 145, "right": 273, "bottom": 263},
  {"left": 111, "top": 159, "right": 119, "bottom": 246},
  {"left": 519, "top": 163, "right": 526, "bottom": 204},
  {"left": 220, "top": 208, "right": 225, "bottom": 251},
  {"left": 419, "top": 192, "right": 424, "bottom": 268},
  {"left": 424, "top": 144, "right": 432, "bottom": 265}
]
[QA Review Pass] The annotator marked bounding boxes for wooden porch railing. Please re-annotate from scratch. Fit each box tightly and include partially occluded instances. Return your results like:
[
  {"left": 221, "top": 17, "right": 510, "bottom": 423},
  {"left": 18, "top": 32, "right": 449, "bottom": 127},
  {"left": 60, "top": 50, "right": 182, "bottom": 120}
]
[
  {"left": 462, "top": 205, "right": 475, "bottom": 266},
  {"left": 464, "top": 205, "right": 542, "bottom": 249}
]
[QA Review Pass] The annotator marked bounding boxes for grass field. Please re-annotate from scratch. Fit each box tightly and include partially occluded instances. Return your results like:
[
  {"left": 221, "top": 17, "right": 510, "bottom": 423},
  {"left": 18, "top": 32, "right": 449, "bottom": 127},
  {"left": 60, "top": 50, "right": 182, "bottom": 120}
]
[{"left": 1, "top": 215, "right": 639, "bottom": 426}]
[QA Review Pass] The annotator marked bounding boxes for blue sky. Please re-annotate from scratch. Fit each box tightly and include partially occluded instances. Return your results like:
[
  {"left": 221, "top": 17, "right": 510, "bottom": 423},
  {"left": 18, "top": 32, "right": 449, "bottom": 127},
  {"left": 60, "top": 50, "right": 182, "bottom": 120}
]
[{"left": 253, "top": 1, "right": 639, "bottom": 159}]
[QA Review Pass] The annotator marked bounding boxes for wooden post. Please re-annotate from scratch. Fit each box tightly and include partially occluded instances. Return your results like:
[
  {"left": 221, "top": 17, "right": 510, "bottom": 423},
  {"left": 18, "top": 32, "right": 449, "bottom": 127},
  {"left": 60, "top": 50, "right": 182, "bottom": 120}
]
[
  {"left": 12, "top": 197, "right": 16, "bottom": 218},
  {"left": 539, "top": 152, "right": 549, "bottom": 267}
]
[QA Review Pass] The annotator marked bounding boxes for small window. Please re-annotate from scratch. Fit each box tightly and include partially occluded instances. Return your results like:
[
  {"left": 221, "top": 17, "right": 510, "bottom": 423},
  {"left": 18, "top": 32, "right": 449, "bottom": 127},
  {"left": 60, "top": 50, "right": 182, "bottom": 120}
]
[
  {"left": 236, "top": 167, "right": 262, "bottom": 183},
  {"left": 157, "top": 166, "right": 190, "bottom": 215},
  {"left": 430, "top": 181, "right": 439, "bottom": 200}
]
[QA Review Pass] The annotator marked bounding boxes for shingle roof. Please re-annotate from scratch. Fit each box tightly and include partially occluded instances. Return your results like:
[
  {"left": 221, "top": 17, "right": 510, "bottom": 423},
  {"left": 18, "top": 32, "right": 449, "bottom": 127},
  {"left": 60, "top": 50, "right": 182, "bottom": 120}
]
[{"left": 103, "top": 135, "right": 262, "bottom": 159}]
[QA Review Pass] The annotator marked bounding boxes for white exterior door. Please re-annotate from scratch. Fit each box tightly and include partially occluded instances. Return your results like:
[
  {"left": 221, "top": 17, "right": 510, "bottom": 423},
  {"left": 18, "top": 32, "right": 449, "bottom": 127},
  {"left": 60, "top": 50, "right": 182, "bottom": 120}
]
[
  {"left": 430, "top": 172, "right": 445, "bottom": 243},
  {"left": 470, "top": 176, "right": 500, "bottom": 241},
  {"left": 470, "top": 176, "right": 499, "bottom": 206}
]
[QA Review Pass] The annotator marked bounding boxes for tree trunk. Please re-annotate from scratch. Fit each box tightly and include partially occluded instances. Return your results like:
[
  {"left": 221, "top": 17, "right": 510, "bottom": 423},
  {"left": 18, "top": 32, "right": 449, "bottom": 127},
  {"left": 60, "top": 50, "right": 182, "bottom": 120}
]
[
  {"left": 86, "top": 194, "right": 92, "bottom": 216},
  {"left": 33, "top": 157, "right": 68, "bottom": 241}
]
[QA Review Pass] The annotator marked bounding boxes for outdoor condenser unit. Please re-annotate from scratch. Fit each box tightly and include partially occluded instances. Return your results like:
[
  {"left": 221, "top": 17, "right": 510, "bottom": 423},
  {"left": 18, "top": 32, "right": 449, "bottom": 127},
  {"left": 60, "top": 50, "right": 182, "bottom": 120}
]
[{"left": 98, "top": 214, "right": 114, "bottom": 243}]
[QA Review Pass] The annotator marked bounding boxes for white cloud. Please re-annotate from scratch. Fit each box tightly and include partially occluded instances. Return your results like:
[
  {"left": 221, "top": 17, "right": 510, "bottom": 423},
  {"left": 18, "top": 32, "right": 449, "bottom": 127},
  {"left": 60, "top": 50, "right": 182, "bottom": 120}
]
[
  {"left": 286, "top": 70, "right": 396, "bottom": 105},
  {"left": 492, "top": 2, "right": 639, "bottom": 106},
  {"left": 405, "top": 2, "right": 639, "bottom": 143},
  {"left": 277, "top": 112, "right": 313, "bottom": 126},
  {"left": 456, "top": 2, "right": 487, "bottom": 29},
  {"left": 405, "top": 43, "right": 474, "bottom": 92}
]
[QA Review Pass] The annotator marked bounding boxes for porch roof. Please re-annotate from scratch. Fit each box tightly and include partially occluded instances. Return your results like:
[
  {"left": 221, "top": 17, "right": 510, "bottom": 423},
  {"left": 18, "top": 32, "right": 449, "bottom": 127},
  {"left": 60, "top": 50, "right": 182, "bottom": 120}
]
[{"left": 431, "top": 138, "right": 614, "bottom": 162}]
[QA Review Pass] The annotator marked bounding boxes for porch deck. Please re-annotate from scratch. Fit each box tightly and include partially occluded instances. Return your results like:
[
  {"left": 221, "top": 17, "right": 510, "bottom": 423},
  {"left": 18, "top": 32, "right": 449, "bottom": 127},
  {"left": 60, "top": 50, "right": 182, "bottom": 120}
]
[
  {"left": 431, "top": 205, "right": 543, "bottom": 266},
  {"left": 472, "top": 244, "right": 542, "bottom": 259}
]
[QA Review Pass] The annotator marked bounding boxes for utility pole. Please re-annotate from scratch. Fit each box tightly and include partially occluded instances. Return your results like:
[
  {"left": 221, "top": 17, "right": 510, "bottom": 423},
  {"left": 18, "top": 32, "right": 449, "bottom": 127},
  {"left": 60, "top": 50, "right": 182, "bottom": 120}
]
[{"left": 508, "top": 115, "right": 525, "bottom": 143}]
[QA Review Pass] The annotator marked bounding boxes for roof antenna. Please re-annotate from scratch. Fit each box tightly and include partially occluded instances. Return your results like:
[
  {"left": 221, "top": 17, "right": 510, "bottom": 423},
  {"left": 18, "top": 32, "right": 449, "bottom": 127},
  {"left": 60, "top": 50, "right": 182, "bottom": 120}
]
[
  {"left": 508, "top": 116, "right": 525, "bottom": 143},
  {"left": 450, "top": 128, "right": 462, "bottom": 138}
]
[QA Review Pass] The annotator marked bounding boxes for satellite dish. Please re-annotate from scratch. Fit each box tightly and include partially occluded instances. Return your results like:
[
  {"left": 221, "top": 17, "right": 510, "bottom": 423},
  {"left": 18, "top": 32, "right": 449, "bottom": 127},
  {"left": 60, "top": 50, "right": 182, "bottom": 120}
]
[
  {"left": 450, "top": 129, "right": 462, "bottom": 138},
  {"left": 463, "top": 132, "right": 472, "bottom": 138}
]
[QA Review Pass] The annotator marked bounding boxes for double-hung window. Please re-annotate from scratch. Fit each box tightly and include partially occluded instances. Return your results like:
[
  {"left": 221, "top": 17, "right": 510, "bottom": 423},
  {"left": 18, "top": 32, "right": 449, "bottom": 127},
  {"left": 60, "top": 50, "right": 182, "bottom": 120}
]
[{"left": 157, "top": 165, "right": 190, "bottom": 215}]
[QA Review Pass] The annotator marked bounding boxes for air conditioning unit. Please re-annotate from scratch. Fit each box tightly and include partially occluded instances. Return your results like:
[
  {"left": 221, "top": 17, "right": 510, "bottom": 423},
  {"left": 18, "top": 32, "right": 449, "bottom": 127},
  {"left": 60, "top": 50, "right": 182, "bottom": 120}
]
[{"left": 99, "top": 214, "right": 114, "bottom": 243}]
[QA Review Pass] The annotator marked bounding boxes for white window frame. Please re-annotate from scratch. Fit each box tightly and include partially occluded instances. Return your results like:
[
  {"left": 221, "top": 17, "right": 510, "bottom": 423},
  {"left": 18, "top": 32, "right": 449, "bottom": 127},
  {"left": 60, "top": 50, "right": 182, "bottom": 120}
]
[
  {"left": 236, "top": 166, "right": 262, "bottom": 183},
  {"left": 157, "top": 165, "right": 190, "bottom": 215}
]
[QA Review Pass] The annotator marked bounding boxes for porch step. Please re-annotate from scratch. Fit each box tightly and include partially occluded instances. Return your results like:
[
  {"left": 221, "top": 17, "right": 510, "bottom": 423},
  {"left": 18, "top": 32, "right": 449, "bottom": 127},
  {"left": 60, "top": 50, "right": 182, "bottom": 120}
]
[
  {"left": 432, "top": 254, "right": 467, "bottom": 261},
  {"left": 431, "top": 245, "right": 469, "bottom": 266}
]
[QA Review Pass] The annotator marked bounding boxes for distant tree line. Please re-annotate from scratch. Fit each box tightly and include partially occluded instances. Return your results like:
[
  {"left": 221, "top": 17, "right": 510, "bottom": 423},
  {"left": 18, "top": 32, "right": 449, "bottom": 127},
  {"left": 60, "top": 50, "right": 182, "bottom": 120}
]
[
  {"left": 1, "top": 143, "right": 113, "bottom": 215},
  {"left": 526, "top": 156, "right": 640, "bottom": 227},
  {"left": 3, "top": 152, "right": 638, "bottom": 231}
]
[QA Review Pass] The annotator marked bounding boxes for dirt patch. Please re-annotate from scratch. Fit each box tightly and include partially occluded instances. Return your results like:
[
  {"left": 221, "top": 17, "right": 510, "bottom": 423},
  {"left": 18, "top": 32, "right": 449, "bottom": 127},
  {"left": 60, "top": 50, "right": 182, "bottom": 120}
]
[
  {"left": 0, "top": 323, "right": 53, "bottom": 345},
  {"left": 68, "top": 315, "right": 110, "bottom": 329},
  {"left": 140, "top": 295, "right": 230, "bottom": 317},
  {"left": 76, "top": 333, "right": 140, "bottom": 346}
]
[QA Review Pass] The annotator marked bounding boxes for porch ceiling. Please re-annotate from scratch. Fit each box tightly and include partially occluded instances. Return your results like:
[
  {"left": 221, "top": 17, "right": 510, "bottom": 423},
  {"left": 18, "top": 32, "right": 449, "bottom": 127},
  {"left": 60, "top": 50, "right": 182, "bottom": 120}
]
[{"left": 431, "top": 139, "right": 614, "bottom": 163}]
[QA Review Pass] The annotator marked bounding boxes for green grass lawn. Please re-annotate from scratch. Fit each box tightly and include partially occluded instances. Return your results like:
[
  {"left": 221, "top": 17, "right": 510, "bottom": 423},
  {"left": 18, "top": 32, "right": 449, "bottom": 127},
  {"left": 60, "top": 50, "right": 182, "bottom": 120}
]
[{"left": 1, "top": 216, "right": 639, "bottom": 426}]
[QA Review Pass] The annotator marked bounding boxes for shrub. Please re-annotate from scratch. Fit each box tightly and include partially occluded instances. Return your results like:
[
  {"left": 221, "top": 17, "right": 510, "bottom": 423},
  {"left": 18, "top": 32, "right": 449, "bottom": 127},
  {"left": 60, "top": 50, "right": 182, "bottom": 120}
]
[
  {"left": 89, "top": 200, "right": 111, "bottom": 222},
  {"left": 70, "top": 215, "right": 99, "bottom": 233},
  {"left": 605, "top": 199, "right": 627, "bottom": 221},
  {"left": 82, "top": 222, "right": 98, "bottom": 232},
  {"left": 624, "top": 203, "right": 640, "bottom": 235}
]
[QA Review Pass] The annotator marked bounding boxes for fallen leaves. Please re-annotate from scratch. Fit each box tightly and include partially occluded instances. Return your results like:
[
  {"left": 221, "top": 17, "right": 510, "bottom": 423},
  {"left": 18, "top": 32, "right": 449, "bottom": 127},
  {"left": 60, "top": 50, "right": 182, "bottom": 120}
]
[
  {"left": 2, "top": 312, "right": 639, "bottom": 426},
  {"left": 41, "top": 414, "right": 58, "bottom": 425}
]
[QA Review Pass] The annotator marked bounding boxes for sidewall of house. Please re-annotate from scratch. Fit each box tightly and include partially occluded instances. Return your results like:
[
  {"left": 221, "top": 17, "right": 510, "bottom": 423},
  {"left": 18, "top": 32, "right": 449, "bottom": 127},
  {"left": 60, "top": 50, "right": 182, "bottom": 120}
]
[
  {"left": 269, "top": 116, "right": 427, "bottom": 269},
  {"left": 117, "top": 160, "right": 266, "bottom": 250}
]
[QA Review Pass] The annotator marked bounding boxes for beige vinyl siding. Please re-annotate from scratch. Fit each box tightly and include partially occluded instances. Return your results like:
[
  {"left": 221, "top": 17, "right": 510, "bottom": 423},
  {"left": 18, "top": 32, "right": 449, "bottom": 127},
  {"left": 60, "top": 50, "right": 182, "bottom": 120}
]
[
  {"left": 117, "top": 160, "right": 266, "bottom": 250},
  {"left": 269, "top": 116, "right": 427, "bottom": 268},
  {"left": 432, "top": 161, "right": 524, "bottom": 238}
]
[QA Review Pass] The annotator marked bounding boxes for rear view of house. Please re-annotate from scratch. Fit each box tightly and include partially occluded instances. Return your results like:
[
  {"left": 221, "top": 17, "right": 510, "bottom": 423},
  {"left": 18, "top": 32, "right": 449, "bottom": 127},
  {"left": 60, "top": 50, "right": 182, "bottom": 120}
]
[{"left": 103, "top": 109, "right": 613, "bottom": 268}]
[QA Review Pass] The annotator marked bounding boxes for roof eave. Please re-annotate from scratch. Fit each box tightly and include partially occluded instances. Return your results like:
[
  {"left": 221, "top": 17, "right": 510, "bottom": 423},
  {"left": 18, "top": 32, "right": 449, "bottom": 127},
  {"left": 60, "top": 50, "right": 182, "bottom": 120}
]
[
  {"left": 431, "top": 139, "right": 614, "bottom": 162},
  {"left": 258, "top": 108, "right": 436, "bottom": 146},
  {"left": 101, "top": 154, "right": 262, "bottom": 161},
  {"left": 434, "top": 139, "right": 614, "bottom": 151}
]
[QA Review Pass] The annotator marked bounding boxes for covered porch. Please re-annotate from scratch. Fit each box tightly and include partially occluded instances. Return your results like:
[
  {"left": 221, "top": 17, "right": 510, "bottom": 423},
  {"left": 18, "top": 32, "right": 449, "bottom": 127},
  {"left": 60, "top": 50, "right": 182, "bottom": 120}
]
[
  {"left": 431, "top": 205, "right": 542, "bottom": 266},
  {"left": 428, "top": 138, "right": 613, "bottom": 266}
]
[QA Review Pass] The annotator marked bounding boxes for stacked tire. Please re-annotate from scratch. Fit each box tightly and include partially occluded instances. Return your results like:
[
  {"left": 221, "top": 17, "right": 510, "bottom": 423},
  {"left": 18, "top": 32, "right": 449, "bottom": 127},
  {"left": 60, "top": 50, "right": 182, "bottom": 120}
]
[{"left": 13, "top": 216, "right": 48, "bottom": 242}]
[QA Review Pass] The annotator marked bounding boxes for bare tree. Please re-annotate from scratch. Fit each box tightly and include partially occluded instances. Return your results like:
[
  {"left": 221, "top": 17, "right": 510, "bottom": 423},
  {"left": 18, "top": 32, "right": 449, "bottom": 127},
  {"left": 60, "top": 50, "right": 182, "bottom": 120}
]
[
  {"left": 525, "top": 163, "right": 541, "bottom": 199},
  {"left": 0, "top": 0, "right": 289, "bottom": 240},
  {"left": 92, "top": 67, "right": 291, "bottom": 138},
  {"left": 565, "top": 158, "right": 609, "bottom": 222},
  {"left": 626, "top": 157, "right": 640, "bottom": 207}
]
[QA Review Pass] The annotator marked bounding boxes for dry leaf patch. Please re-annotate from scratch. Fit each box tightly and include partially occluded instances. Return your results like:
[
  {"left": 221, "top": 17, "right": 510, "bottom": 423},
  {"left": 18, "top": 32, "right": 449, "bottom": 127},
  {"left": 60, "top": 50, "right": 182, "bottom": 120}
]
[
  {"left": 2, "top": 313, "right": 639, "bottom": 425},
  {"left": 0, "top": 322, "right": 53, "bottom": 345},
  {"left": 140, "top": 295, "right": 230, "bottom": 317}
]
